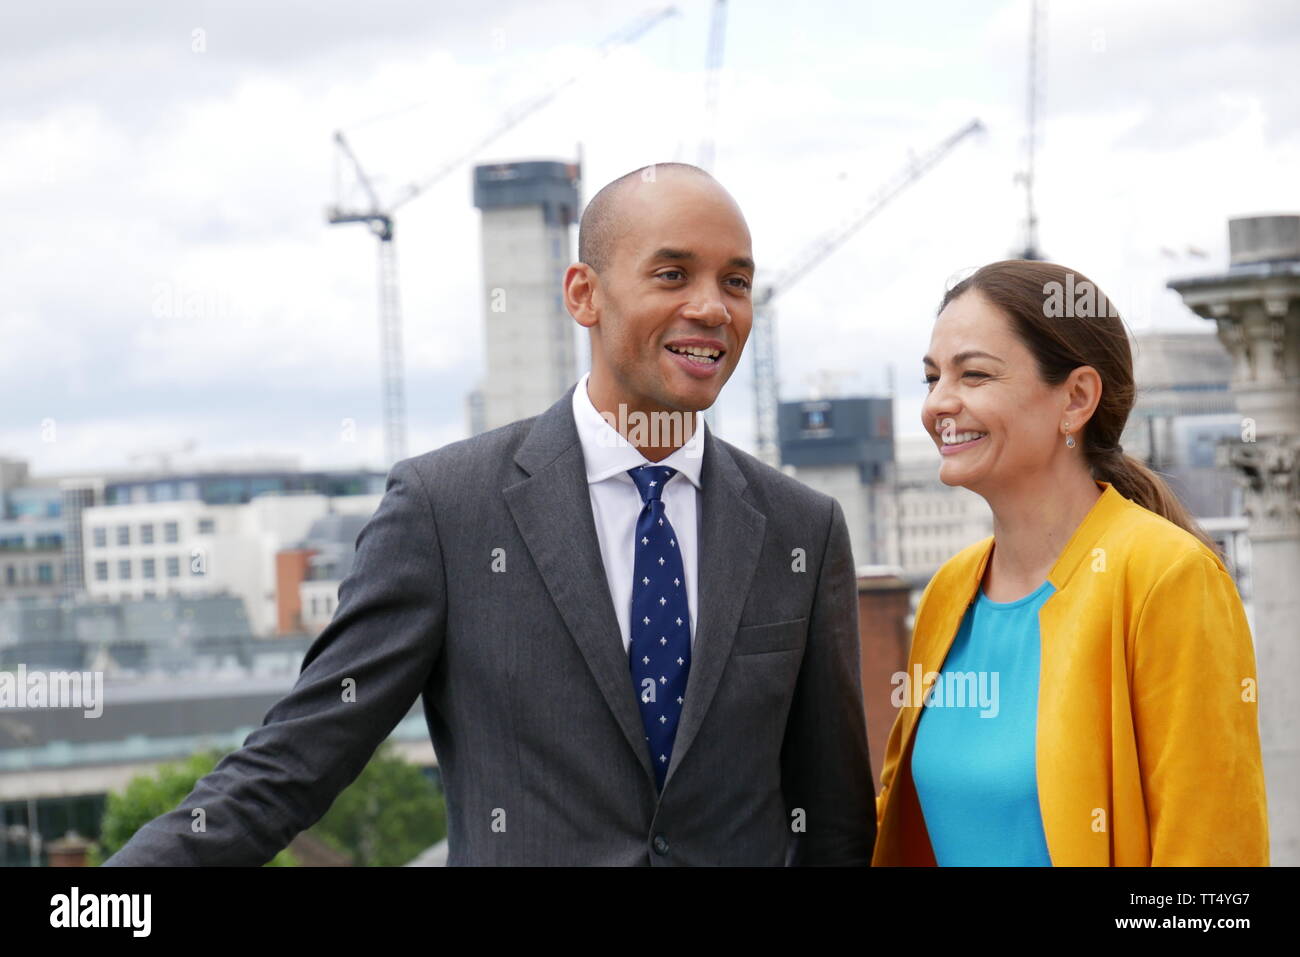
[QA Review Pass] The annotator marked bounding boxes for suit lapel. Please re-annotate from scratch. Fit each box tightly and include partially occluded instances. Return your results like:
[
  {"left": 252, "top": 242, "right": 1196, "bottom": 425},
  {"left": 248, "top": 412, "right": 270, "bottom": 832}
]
[
  {"left": 503, "top": 384, "right": 768, "bottom": 793},
  {"left": 664, "top": 430, "right": 764, "bottom": 788},
  {"left": 504, "top": 385, "right": 655, "bottom": 785}
]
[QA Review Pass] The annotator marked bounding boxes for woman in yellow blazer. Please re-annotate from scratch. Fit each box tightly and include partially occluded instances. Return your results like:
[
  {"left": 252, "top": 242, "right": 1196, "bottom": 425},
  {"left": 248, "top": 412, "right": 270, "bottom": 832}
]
[{"left": 873, "top": 259, "right": 1269, "bottom": 866}]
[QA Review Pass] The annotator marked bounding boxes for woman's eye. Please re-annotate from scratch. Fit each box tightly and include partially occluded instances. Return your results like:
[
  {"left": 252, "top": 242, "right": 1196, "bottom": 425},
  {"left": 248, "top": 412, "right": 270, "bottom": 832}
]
[{"left": 923, "top": 372, "right": 986, "bottom": 387}]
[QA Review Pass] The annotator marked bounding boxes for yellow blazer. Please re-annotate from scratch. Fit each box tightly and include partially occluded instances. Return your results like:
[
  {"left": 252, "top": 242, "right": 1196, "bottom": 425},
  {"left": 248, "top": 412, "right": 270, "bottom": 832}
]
[{"left": 873, "top": 480, "right": 1269, "bottom": 866}]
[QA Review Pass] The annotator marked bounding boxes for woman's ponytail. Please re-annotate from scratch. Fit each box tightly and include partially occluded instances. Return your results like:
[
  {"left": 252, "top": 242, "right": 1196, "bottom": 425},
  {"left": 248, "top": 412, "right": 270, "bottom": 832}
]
[{"left": 1089, "top": 448, "right": 1220, "bottom": 556}]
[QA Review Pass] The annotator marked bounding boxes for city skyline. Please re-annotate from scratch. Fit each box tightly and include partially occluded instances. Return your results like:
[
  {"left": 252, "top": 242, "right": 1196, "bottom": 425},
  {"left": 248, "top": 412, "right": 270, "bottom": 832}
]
[{"left": 3, "top": 0, "right": 1296, "bottom": 474}]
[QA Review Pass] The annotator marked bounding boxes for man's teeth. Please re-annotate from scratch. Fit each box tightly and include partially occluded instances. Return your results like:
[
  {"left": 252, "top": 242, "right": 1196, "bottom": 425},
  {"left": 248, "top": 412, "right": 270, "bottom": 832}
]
[
  {"left": 667, "top": 344, "right": 720, "bottom": 363},
  {"left": 943, "top": 431, "right": 987, "bottom": 445}
]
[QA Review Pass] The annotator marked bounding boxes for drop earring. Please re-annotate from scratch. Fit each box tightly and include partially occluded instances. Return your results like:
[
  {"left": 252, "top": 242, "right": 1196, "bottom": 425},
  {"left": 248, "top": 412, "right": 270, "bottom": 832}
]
[{"left": 1064, "top": 423, "right": 1076, "bottom": 448}]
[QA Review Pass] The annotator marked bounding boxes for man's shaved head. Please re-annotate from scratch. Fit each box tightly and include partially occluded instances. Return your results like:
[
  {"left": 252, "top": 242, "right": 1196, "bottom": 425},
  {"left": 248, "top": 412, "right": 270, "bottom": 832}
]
[
  {"left": 563, "top": 161, "right": 753, "bottom": 450},
  {"left": 578, "top": 162, "right": 717, "bottom": 276}
]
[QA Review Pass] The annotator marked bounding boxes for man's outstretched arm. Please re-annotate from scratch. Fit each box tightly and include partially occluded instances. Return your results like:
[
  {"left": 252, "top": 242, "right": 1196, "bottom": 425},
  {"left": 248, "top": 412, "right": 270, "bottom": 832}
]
[{"left": 104, "top": 457, "right": 447, "bottom": 865}]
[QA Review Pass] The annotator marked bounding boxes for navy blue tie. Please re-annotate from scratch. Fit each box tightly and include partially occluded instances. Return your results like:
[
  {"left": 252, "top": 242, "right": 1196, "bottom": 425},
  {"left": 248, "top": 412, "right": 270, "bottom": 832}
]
[{"left": 627, "top": 464, "right": 692, "bottom": 791}]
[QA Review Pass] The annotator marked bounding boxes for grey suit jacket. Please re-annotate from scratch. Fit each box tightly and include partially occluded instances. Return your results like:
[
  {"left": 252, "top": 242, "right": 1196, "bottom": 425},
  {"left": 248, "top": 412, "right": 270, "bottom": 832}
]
[{"left": 105, "top": 383, "right": 875, "bottom": 866}]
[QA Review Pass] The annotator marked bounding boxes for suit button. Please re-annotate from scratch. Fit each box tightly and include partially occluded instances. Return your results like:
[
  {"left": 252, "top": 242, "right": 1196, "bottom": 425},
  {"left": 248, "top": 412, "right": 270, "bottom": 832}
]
[{"left": 652, "top": 834, "right": 669, "bottom": 855}]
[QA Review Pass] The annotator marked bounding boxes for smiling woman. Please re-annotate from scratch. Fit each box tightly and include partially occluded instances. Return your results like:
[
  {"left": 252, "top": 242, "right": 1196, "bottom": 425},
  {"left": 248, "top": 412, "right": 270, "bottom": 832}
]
[
  {"left": 918, "top": 261, "right": 1214, "bottom": 551},
  {"left": 927, "top": 260, "right": 1215, "bottom": 549},
  {"left": 873, "top": 259, "right": 1269, "bottom": 867}
]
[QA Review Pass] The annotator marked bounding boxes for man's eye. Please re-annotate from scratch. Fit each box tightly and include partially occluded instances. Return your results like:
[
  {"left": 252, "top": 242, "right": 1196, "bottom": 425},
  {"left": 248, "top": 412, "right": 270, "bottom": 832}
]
[
  {"left": 923, "top": 375, "right": 938, "bottom": 386},
  {"left": 659, "top": 270, "right": 685, "bottom": 281},
  {"left": 729, "top": 277, "right": 752, "bottom": 290}
]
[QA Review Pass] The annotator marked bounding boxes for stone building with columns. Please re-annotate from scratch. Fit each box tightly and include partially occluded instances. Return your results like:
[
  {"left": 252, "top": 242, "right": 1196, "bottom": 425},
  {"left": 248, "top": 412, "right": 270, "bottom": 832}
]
[{"left": 1168, "top": 214, "right": 1300, "bottom": 866}]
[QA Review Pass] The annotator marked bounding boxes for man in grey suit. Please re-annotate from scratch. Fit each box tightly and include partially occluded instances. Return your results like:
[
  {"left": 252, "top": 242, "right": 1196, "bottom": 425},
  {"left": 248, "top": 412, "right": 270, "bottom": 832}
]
[{"left": 106, "top": 162, "right": 874, "bottom": 866}]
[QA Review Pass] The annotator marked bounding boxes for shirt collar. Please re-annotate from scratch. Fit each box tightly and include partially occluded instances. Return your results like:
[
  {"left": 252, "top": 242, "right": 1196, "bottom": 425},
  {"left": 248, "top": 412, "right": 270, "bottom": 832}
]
[{"left": 571, "top": 371, "right": 706, "bottom": 490}]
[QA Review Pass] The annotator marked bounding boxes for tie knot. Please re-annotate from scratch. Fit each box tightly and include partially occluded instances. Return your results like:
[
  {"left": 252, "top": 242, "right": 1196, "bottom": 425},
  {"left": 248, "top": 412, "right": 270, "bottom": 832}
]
[{"left": 628, "top": 465, "right": 677, "bottom": 504}]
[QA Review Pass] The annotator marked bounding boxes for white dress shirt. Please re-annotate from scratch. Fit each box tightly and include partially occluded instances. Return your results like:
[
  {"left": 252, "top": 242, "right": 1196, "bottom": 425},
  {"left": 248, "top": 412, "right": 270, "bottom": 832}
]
[{"left": 570, "top": 371, "right": 704, "bottom": 654}]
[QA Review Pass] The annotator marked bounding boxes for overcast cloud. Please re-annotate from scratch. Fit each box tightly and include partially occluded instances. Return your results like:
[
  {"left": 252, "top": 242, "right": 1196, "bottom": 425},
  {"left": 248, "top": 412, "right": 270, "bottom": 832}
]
[{"left": 3, "top": 0, "right": 1297, "bottom": 475}]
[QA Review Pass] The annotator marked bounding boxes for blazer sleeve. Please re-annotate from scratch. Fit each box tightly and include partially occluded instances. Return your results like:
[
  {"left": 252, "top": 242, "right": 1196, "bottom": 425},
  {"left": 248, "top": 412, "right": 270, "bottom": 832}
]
[
  {"left": 103, "top": 458, "right": 448, "bottom": 865},
  {"left": 874, "top": 571, "right": 939, "bottom": 828},
  {"left": 779, "top": 496, "right": 876, "bottom": 865},
  {"left": 1130, "top": 549, "right": 1270, "bottom": 866}
]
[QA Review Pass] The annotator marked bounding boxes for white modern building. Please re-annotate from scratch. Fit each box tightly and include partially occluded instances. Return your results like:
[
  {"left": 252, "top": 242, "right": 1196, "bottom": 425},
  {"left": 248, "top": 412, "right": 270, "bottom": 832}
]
[
  {"left": 82, "top": 492, "right": 381, "bottom": 637},
  {"left": 468, "top": 160, "right": 582, "bottom": 434}
]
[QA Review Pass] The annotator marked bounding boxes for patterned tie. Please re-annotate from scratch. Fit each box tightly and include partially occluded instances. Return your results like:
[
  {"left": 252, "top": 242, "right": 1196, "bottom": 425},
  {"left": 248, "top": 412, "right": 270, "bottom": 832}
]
[{"left": 627, "top": 464, "right": 692, "bottom": 791}]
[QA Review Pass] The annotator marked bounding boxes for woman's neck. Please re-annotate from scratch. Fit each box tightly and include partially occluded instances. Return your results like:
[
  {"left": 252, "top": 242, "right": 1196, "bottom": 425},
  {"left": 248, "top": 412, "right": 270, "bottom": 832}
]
[{"left": 980, "top": 468, "right": 1103, "bottom": 597}]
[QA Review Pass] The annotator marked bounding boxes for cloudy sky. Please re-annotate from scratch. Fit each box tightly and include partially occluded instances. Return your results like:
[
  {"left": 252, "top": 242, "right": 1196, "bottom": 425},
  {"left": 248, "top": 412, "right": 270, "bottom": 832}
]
[{"left": 3, "top": 0, "right": 1297, "bottom": 476}]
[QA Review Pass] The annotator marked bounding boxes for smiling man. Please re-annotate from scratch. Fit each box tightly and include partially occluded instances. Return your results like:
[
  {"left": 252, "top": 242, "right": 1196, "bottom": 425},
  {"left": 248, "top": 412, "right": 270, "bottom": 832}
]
[
  {"left": 567, "top": 163, "right": 755, "bottom": 460},
  {"left": 106, "top": 162, "right": 875, "bottom": 867}
]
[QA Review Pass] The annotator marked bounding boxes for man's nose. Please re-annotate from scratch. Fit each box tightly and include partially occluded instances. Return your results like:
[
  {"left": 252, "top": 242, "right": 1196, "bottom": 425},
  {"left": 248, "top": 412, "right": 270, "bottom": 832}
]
[{"left": 681, "top": 292, "right": 731, "bottom": 324}]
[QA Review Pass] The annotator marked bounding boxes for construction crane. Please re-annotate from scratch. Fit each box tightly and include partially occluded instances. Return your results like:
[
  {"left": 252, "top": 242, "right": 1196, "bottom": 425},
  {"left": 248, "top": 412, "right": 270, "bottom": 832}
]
[
  {"left": 749, "top": 118, "right": 986, "bottom": 465},
  {"left": 1014, "top": 0, "right": 1046, "bottom": 260},
  {"left": 327, "top": 6, "right": 679, "bottom": 468},
  {"left": 127, "top": 440, "right": 197, "bottom": 473},
  {"left": 698, "top": 0, "right": 728, "bottom": 171},
  {"left": 802, "top": 368, "right": 859, "bottom": 400}
]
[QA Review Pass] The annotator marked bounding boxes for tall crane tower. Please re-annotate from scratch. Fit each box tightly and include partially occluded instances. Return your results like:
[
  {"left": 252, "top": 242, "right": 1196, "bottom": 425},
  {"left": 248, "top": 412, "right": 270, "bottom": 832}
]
[
  {"left": 698, "top": 0, "right": 728, "bottom": 171},
  {"left": 750, "top": 118, "right": 986, "bottom": 465},
  {"left": 326, "top": 6, "right": 679, "bottom": 468},
  {"left": 1014, "top": 0, "right": 1046, "bottom": 260}
]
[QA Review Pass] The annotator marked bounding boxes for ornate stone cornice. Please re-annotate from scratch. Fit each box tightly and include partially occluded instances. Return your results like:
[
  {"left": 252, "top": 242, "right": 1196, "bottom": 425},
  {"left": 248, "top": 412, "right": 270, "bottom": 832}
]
[{"left": 1218, "top": 437, "right": 1300, "bottom": 536}]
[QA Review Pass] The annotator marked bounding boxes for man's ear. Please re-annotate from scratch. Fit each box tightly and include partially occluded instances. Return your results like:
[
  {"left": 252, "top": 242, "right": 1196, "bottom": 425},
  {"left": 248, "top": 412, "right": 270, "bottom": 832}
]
[{"left": 565, "top": 263, "right": 600, "bottom": 329}]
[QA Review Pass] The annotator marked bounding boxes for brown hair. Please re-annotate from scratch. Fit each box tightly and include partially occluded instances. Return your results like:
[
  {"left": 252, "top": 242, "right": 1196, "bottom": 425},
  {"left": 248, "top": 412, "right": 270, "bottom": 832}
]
[{"left": 941, "top": 259, "right": 1219, "bottom": 555}]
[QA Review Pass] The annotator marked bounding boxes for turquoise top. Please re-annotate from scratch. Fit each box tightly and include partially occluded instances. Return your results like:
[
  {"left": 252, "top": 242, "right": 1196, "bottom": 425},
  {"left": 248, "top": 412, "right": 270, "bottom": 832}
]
[{"left": 910, "top": 578, "right": 1056, "bottom": 866}]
